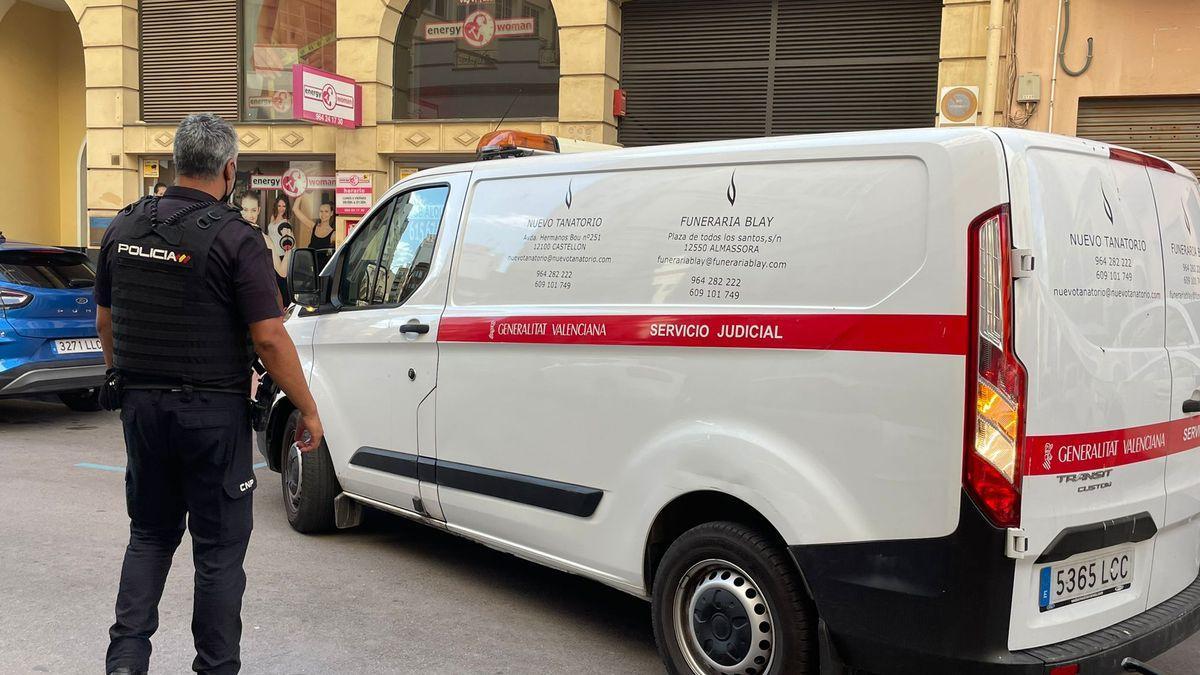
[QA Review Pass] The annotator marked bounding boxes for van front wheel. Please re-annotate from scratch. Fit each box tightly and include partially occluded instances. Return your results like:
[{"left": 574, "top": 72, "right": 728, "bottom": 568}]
[
  {"left": 280, "top": 409, "right": 338, "bottom": 534},
  {"left": 651, "top": 522, "right": 816, "bottom": 675}
]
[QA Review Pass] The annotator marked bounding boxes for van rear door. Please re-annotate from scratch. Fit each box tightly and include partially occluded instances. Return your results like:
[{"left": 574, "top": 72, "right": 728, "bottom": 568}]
[
  {"left": 1147, "top": 165, "right": 1200, "bottom": 608},
  {"left": 999, "top": 131, "right": 1171, "bottom": 649}
]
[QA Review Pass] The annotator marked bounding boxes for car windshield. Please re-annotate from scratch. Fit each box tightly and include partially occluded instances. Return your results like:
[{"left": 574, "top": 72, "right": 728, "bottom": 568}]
[{"left": 0, "top": 250, "right": 95, "bottom": 289}]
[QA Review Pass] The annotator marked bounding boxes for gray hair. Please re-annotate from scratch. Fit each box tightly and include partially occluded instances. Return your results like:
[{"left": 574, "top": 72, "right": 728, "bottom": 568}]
[{"left": 173, "top": 113, "right": 237, "bottom": 179}]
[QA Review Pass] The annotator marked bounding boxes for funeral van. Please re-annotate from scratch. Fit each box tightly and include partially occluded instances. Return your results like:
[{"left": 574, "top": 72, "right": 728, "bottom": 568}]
[{"left": 257, "top": 128, "right": 1200, "bottom": 674}]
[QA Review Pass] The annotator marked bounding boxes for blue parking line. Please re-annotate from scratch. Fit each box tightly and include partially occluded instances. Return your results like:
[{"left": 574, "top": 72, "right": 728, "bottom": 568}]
[
  {"left": 75, "top": 462, "right": 125, "bottom": 473},
  {"left": 77, "top": 461, "right": 268, "bottom": 472}
]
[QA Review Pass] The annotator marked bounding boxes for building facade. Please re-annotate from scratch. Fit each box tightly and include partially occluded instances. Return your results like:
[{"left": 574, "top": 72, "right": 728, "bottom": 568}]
[{"left": 0, "top": 0, "right": 1197, "bottom": 250}]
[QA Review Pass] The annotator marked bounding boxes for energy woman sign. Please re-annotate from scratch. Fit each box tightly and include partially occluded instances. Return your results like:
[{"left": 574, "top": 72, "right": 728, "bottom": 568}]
[{"left": 292, "top": 65, "right": 362, "bottom": 129}]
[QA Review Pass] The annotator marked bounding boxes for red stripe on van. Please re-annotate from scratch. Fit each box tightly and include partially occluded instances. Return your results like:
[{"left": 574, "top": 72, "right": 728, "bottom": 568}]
[
  {"left": 438, "top": 313, "right": 969, "bottom": 355},
  {"left": 1026, "top": 418, "right": 1200, "bottom": 476}
]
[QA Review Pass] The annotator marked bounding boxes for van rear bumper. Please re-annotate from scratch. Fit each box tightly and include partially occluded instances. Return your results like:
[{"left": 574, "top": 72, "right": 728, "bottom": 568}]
[
  {"left": 1018, "top": 573, "right": 1200, "bottom": 673},
  {"left": 789, "top": 492, "right": 1200, "bottom": 674}
]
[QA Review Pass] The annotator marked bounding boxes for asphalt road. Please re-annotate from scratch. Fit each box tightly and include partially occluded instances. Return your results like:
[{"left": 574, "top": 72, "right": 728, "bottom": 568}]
[{"left": 0, "top": 398, "right": 1197, "bottom": 675}]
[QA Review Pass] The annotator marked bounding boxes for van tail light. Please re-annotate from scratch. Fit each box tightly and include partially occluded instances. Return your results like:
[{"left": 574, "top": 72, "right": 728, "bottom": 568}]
[
  {"left": 965, "top": 205, "right": 1027, "bottom": 529},
  {"left": 0, "top": 289, "right": 32, "bottom": 309}
]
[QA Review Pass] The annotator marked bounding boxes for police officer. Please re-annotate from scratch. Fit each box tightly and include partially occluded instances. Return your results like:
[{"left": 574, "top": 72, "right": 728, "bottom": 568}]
[{"left": 94, "top": 113, "right": 324, "bottom": 675}]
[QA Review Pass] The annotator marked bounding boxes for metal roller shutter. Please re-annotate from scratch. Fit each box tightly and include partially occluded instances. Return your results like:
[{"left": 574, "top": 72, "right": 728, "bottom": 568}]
[
  {"left": 619, "top": 0, "right": 771, "bottom": 146},
  {"left": 619, "top": 0, "right": 941, "bottom": 147},
  {"left": 1077, "top": 97, "right": 1200, "bottom": 176},
  {"left": 140, "top": 0, "right": 239, "bottom": 124}
]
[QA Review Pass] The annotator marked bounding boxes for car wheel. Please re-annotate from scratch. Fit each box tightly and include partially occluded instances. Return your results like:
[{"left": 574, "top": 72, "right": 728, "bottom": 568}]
[
  {"left": 652, "top": 522, "right": 817, "bottom": 675},
  {"left": 58, "top": 389, "right": 102, "bottom": 412},
  {"left": 280, "top": 409, "right": 338, "bottom": 534}
]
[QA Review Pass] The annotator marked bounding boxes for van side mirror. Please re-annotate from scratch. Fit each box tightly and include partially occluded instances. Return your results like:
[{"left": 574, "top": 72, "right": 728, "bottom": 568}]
[{"left": 288, "top": 248, "right": 320, "bottom": 307}]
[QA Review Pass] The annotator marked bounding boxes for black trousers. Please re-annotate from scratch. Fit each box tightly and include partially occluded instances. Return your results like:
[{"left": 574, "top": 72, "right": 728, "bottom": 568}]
[{"left": 106, "top": 389, "right": 257, "bottom": 675}]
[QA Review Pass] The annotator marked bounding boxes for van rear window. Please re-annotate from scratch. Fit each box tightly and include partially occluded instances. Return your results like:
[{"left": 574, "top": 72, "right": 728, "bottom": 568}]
[{"left": 0, "top": 251, "right": 95, "bottom": 289}]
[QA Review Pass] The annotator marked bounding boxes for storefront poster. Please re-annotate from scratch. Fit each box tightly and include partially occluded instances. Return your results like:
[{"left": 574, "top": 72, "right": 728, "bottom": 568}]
[
  {"left": 142, "top": 160, "right": 159, "bottom": 178},
  {"left": 248, "top": 90, "right": 293, "bottom": 115},
  {"left": 292, "top": 64, "right": 362, "bottom": 129},
  {"left": 252, "top": 172, "right": 334, "bottom": 193},
  {"left": 336, "top": 172, "right": 373, "bottom": 216},
  {"left": 423, "top": 12, "right": 535, "bottom": 47}
]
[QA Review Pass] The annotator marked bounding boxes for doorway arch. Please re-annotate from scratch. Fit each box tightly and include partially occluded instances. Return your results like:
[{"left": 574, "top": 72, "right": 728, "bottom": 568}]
[{"left": 0, "top": 0, "right": 86, "bottom": 246}]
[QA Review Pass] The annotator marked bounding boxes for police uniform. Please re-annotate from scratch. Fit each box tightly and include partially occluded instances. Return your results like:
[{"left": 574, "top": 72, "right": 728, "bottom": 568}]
[{"left": 94, "top": 186, "right": 282, "bottom": 675}]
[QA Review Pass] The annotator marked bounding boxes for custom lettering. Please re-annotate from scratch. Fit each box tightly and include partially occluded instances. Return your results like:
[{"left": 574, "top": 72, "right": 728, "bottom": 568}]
[
  {"left": 551, "top": 322, "right": 607, "bottom": 337},
  {"left": 1183, "top": 423, "right": 1200, "bottom": 442},
  {"left": 116, "top": 243, "right": 191, "bottom": 265},
  {"left": 649, "top": 323, "right": 710, "bottom": 338},
  {"left": 1058, "top": 440, "right": 1120, "bottom": 464},
  {"left": 716, "top": 324, "right": 782, "bottom": 339},
  {"left": 496, "top": 322, "right": 547, "bottom": 336},
  {"left": 1123, "top": 433, "right": 1166, "bottom": 455}
]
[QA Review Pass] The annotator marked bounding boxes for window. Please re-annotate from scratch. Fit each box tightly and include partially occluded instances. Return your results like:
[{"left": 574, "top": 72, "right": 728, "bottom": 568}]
[
  {"left": 376, "top": 186, "right": 450, "bottom": 305},
  {"left": 393, "top": 0, "right": 559, "bottom": 120},
  {"left": 337, "top": 203, "right": 393, "bottom": 307},
  {"left": 140, "top": 0, "right": 239, "bottom": 123},
  {"left": 0, "top": 251, "right": 94, "bottom": 289},
  {"left": 336, "top": 186, "right": 450, "bottom": 307},
  {"left": 242, "top": 0, "right": 337, "bottom": 121}
]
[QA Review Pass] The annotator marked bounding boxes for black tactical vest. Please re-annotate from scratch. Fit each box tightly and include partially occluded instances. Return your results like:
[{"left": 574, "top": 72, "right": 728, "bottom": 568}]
[{"left": 108, "top": 196, "right": 254, "bottom": 388}]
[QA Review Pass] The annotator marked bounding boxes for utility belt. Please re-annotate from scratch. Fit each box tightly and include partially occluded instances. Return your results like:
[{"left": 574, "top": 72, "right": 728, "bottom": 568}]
[
  {"left": 124, "top": 383, "right": 247, "bottom": 395},
  {"left": 99, "top": 369, "right": 247, "bottom": 411}
]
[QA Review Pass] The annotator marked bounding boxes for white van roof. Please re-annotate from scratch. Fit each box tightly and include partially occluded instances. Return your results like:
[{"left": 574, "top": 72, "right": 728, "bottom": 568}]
[{"left": 396, "top": 127, "right": 1196, "bottom": 190}]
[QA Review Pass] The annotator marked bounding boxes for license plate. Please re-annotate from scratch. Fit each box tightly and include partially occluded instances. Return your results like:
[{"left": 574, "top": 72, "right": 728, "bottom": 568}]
[
  {"left": 53, "top": 338, "right": 103, "bottom": 355},
  {"left": 1039, "top": 547, "right": 1134, "bottom": 611}
]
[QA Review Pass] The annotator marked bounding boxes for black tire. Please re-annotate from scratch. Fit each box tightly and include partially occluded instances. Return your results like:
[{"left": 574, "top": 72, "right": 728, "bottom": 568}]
[
  {"left": 651, "top": 521, "right": 817, "bottom": 675},
  {"left": 280, "top": 409, "right": 338, "bottom": 533},
  {"left": 58, "top": 389, "right": 102, "bottom": 412}
]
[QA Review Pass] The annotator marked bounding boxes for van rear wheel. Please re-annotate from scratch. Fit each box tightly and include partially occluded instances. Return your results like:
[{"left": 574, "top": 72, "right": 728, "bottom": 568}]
[
  {"left": 280, "top": 409, "right": 338, "bottom": 534},
  {"left": 651, "top": 522, "right": 816, "bottom": 675}
]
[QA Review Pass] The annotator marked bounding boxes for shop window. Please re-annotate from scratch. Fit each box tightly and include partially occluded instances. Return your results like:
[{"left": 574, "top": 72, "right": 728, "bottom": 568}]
[
  {"left": 243, "top": 0, "right": 337, "bottom": 121},
  {"left": 393, "top": 0, "right": 560, "bottom": 120},
  {"left": 229, "top": 159, "right": 338, "bottom": 297}
]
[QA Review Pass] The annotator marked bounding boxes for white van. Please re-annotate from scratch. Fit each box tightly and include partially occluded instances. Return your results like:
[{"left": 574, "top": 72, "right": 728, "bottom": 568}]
[{"left": 258, "top": 127, "right": 1200, "bottom": 674}]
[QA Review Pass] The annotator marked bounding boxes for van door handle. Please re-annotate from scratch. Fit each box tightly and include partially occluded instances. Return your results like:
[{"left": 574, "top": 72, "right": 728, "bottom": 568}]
[
  {"left": 399, "top": 323, "right": 430, "bottom": 335},
  {"left": 1184, "top": 398, "right": 1200, "bottom": 414}
]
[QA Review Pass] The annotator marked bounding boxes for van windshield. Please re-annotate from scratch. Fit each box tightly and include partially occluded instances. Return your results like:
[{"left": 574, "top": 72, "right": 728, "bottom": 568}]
[{"left": 0, "top": 251, "right": 95, "bottom": 289}]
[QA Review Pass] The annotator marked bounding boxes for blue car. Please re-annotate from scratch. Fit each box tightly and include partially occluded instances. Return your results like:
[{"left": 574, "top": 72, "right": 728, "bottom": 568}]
[{"left": 0, "top": 234, "right": 107, "bottom": 411}]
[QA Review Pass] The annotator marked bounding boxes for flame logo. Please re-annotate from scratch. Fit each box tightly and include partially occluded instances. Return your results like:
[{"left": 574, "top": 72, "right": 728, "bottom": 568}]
[
  {"left": 565, "top": 179, "right": 573, "bottom": 209},
  {"left": 727, "top": 171, "right": 737, "bottom": 206},
  {"left": 1101, "top": 185, "right": 1114, "bottom": 225},
  {"left": 1043, "top": 443, "right": 1054, "bottom": 471}
]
